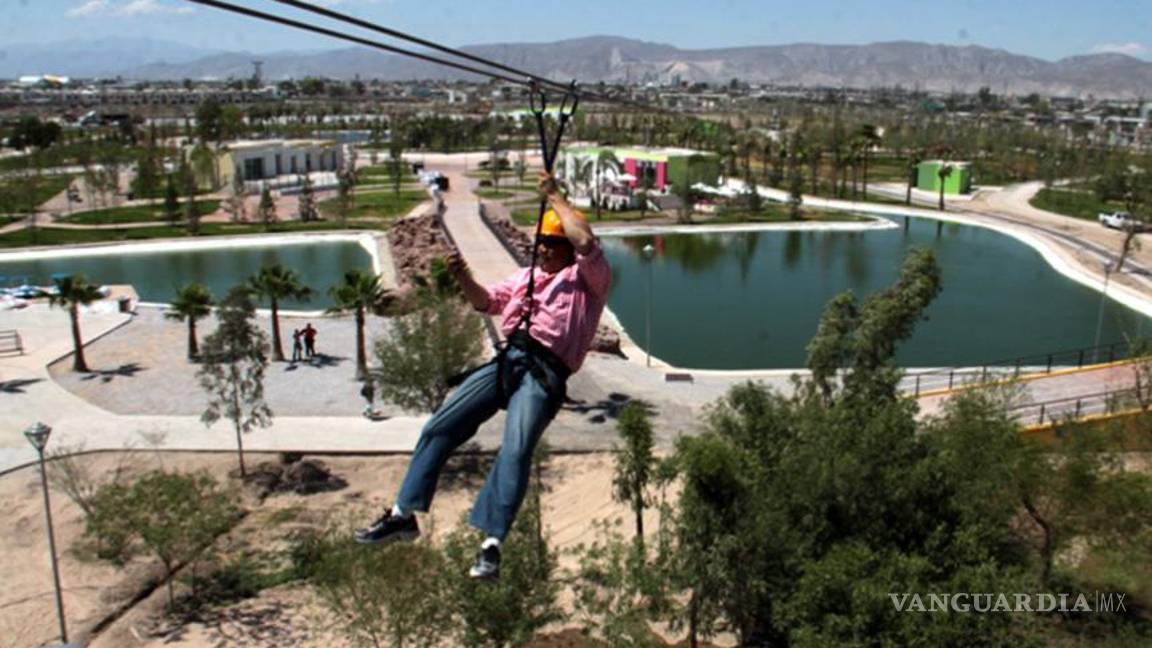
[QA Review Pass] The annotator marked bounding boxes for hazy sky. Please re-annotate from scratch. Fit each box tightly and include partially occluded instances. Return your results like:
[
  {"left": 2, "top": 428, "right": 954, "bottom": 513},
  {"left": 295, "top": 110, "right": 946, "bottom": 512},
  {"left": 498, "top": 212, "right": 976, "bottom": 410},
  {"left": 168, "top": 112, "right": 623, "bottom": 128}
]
[{"left": 5, "top": 0, "right": 1152, "bottom": 61}]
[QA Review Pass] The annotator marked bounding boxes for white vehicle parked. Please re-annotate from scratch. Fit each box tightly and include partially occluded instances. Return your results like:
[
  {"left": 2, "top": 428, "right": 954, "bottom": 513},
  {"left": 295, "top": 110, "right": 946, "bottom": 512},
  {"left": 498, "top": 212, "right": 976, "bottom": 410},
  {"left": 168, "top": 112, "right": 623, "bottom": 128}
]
[{"left": 1098, "top": 211, "right": 1145, "bottom": 231}]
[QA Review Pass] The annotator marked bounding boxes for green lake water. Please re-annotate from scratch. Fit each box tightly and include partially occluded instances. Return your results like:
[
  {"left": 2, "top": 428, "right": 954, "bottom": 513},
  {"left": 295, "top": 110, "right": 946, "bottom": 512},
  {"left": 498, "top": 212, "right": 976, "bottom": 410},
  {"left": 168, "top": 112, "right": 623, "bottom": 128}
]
[
  {"left": 601, "top": 218, "right": 1152, "bottom": 369},
  {"left": 0, "top": 240, "right": 373, "bottom": 310}
]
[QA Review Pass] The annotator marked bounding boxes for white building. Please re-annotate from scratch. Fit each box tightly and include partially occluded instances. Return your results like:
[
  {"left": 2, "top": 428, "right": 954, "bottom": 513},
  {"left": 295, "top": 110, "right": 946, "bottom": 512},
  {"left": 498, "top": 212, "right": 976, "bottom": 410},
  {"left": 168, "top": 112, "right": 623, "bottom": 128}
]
[{"left": 216, "top": 138, "right": 342, "bottom": 186}]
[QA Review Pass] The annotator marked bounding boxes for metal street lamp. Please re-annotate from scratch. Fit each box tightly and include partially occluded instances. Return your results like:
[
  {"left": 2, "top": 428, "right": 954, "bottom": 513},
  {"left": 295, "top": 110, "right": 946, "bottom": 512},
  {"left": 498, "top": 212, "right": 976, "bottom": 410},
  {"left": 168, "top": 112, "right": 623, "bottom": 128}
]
[
  {"left": 642, "top": 243, "right": 655, "bottom": 367},
  {"left": 1092, "top": 260, "right": 1113, "bottom": 364},
  {"left": 24, "top": 422, "right": 68, "bottom": 645}
]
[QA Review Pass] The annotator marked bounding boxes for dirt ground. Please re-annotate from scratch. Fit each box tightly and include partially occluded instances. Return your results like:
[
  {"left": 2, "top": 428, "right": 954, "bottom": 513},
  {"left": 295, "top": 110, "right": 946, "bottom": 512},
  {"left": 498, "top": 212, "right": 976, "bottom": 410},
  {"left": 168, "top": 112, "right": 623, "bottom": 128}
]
[{"left": 1, "top": 451, "right": 675, "bottom": 648}]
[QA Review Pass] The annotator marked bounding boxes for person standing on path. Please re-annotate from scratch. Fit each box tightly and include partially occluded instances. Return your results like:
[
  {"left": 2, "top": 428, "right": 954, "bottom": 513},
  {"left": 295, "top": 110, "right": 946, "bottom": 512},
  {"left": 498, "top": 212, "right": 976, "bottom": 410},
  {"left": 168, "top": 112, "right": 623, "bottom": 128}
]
[
  {"left": 354, "top": 171, "right": 612, "bottom": 580},
  {"left": 302, "top": 323, "right": 317, "bottom": 358},
  {"left": 360, "top": 378, "right": 376, "bottom": 418},
  {"left": 291, "top": 328, "right": 304, "bottom": 363}
]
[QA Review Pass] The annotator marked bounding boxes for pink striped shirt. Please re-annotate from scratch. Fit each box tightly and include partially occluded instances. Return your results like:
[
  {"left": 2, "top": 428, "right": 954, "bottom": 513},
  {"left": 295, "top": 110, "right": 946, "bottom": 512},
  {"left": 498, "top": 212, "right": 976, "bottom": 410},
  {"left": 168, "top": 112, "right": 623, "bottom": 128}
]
[{"left": 485, "top": 244, "right": 612, "bottom": 373}]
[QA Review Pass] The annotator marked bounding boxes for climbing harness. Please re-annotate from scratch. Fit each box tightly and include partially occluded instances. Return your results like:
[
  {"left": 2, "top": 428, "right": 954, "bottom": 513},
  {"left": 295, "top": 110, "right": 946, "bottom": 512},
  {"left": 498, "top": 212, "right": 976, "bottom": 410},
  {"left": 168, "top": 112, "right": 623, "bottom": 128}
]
[
  {"left": 487, "top": 80, "right": 580, "bottom": 405},
  {"left": 446, "top": 80, "right": 580, "bottom": 407}
]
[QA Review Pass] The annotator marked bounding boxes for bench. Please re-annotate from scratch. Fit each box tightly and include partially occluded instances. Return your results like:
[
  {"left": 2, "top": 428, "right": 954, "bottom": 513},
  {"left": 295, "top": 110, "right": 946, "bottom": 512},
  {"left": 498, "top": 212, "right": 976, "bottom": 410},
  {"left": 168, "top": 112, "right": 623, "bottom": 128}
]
[{"left": 0, "top": 330, "right": 24, "bottom": 356}]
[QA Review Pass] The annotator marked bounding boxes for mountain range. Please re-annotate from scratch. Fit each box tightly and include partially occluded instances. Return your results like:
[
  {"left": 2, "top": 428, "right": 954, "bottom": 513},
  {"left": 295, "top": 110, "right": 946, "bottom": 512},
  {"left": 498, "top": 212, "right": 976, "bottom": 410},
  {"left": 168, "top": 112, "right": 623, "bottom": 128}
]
[{"left": 4, "top": 36, "right": 1151, "bottom": 99}]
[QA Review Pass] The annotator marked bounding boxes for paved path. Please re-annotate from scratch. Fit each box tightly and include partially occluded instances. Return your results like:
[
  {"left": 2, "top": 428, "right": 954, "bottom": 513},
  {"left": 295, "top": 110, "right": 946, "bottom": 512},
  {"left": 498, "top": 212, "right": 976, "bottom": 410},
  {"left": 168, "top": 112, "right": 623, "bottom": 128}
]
[{"left": 915, "top": 361, "right": 1143, "bottom": 425}]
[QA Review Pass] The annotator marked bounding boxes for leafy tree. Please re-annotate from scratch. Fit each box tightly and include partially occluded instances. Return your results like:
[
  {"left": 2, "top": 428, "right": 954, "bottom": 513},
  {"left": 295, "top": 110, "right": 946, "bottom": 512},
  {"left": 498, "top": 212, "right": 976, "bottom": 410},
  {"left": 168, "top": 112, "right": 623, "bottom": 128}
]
[
  {"left": 198, "top": 287, "right": 272, "bottom": 477},
  {"left": 637, "top": 174, "right": 654, "bottom": 219},
  {"left": 657, "top": 249, "right": 1042, "bottom": 646},
  {"left": 371, "top": 289, "right": 483, "bottom": 411},
  {"left": 223, "top": 172, "right": 247, "bottom": 223},
  {"left": 613, "top": 401, "right": 657, "bottom": 547},
  {"left": 11, "top": 115, "right": 61, "bottom": 149},
  {"left": 388, "top": 128, "right": 406, "bottom": 198},
  {"left": 328, "top": 270, "right": 391, "bottom": 380},
  {"left": 189, "top": 142, "right": 217, "bottom": 190},
  {"left": 258, "top": 184, "right": 277, "bottom": 229},
  {"left": 49, "top": 274, "right": 103, "bottom": 372},
  {"left": 335, "top": 168, "right": 353, "bottom": 227},
  {"left": 124, "top": 470, "right": 238, "bottom": 608},
  {"left": 787, "top": 155, "right": 804, "bottom": 220},
  {"left": 574, "top": 519, "right": 670, "bottom": 648},
  {"left": 745, "top": 176, "right": 763, "bottom": 216},
  {"left": 300, "top": 77, "right": 326, "bottom": 96},
  {"left": 906, "top": 151, "right": 922, "bottom": 205},
  {"left": 248, "top": 264, "right": 312, "bottom": 362},
  {"left": 297, "top": 174, "right": 317, "bottom": 221},
  {"left": 195, "top": 97, "right": 224, "bottom": 143},
  {"left": 514, "top": 153, "right": 527, "bottom": 186},
  {"left": 166, "top": 283, "right": 214, "bottom": 359},
  {"left": 132, "top": 138, "right": 162, "bottom": 203},
  {"left": 487, "top": 121, "right": 505, "bottom": 190},
  {"left": 856, "top": 124, "right": 880, "bottom": 199},
  {"left": 180, "top": 160, "right": 200, "bottom": 235},
  {"left": 48, "top": 446, "right": 135, "bottom": 562},
  {"left": 163, "top": 174, "right": 180, "bottom": 225},
  {"left": 1012, "top": 424, "right": 1152, "bottom": 586},
  {"left": 306, "top": 530, "right": 454, "bottom": 648},
  {"left": 442, "top": 492, "right": 564, "bottom": 647},
  {"left": 219, "top": 105, "right": 245, "bottom": 142}
]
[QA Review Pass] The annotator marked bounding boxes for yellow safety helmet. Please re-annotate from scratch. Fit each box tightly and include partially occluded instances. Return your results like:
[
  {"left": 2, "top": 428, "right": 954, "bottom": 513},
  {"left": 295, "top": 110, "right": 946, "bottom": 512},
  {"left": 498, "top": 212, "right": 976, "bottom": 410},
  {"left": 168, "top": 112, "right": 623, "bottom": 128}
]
[{"left": 540, "top": 209, "right": 565, "bottom": 238}]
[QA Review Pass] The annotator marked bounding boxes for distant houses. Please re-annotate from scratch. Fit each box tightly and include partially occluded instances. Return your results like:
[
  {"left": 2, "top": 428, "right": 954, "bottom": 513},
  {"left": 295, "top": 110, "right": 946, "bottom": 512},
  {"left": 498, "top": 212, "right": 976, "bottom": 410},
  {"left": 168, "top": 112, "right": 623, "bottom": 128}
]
[{"left": 559, "top": 145, "right": 720, "bottom": 210}]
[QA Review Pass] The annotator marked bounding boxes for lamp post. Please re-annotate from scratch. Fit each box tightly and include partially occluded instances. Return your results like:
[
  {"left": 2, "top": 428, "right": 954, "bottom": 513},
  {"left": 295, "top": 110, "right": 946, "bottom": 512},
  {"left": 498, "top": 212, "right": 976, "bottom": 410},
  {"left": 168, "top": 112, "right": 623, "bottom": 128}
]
[
  {"left": 642, "top": 243, "right": 655, "bottom": 367},
  {"left": 25, "top": 422, "right": 68, "bottom": 645},
  {"left": 1092, "top": 260, "right": 1113, "bottom": 364}
]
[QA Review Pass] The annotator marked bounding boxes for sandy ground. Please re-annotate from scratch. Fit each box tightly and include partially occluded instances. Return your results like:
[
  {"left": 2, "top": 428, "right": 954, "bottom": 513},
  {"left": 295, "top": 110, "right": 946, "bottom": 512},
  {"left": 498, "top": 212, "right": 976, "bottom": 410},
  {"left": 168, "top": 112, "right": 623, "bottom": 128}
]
[{"left": 1, "top": 451, "right": 669, "bottom": 648}]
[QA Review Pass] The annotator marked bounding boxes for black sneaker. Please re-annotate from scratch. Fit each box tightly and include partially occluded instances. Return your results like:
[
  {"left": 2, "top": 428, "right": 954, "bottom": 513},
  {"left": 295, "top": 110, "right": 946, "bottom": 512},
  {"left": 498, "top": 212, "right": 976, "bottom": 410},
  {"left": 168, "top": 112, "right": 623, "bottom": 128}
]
[
  {"left": 468, "top": 545, "right": 501, "bottom": 580},
  {"left": 354, "top": 511, "right": 420, "bottom": 545}
]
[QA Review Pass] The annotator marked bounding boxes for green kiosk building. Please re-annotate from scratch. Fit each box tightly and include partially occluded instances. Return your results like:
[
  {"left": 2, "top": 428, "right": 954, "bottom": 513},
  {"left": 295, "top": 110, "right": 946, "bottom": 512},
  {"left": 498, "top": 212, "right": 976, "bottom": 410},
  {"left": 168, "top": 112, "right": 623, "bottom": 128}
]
[{"left": 916, "top": 160, "right": 972, "bottom": 195}]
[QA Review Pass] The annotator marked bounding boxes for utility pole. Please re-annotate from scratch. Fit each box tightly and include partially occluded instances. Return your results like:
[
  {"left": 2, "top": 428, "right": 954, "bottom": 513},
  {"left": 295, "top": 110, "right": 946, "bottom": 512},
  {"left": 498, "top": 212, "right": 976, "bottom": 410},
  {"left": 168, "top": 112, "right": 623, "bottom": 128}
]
[{"left": 250, "top": 60, "right": 263, "bottom": 88}]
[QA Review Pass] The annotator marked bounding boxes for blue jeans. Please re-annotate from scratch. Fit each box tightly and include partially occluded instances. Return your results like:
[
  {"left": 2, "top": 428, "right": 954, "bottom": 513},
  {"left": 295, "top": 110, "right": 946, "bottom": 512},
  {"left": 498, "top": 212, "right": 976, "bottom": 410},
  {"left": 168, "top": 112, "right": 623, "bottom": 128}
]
[{"left": 395, "top": 347, "right": 565, "bottom": 540}]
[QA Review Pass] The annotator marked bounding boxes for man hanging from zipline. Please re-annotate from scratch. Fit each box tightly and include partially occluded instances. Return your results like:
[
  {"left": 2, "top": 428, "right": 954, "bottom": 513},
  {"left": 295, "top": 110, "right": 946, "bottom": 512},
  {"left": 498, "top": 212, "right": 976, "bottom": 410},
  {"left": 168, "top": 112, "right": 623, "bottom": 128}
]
[{"left": 355, "top": 168, "right": 611, "bottom": 579}]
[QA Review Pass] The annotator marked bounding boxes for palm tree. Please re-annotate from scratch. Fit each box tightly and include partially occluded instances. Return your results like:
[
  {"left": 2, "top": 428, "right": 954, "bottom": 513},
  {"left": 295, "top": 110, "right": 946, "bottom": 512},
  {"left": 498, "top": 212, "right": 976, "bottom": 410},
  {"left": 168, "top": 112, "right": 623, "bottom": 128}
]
[
  {"left": 327, "top": 270, "right": 390, "bottom": 379},
  {"left": 937, "top": 164, "right": 954, "bottom": 211},
  {"left": 49, "top": 274, "right": 103, "bottom": 372},
  {"left": 594, "top": 150, "right": 622, "bottom": 220},
  {"left": 166, "top": 283, "right": 214, "bottom": 359},
  {"left": 248, "top": 264, "right": 312, "bottom": 362},
  {"left": 856, "top": 124, "right": 881, "bottom": 199},
  {"left": 570, "top": 157, "right": 595, "bottom": 202},
  {"left": 906, "top": 151, "right": 923, "bottom": 205}
]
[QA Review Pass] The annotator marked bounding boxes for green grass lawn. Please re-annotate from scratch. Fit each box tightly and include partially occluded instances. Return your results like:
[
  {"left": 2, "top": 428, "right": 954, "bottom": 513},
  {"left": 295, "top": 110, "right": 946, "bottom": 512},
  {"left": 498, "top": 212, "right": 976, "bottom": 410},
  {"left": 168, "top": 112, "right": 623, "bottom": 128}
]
[
  {"left": 510, "top": 206, "right": 668, "bottom": 226},
  {"left": 474, "top": 189, "right": 520, "bottom": 200},
  {"left": 804, "top": 186, "right": 913, "bottom": 206},
  {"left": 1030, "top": 188, "right": 1124, "bottom": 221},
  {"left": 711, "top": 202, "right": 868, "bottom": 224},
  {"left": 465, "top": 170, "right": 522, "bottom": 181},
  {"left": 317, "top": 189, "right": 427, "bottom": 220},
  {"left": 0, "top": 141, "right": 135, "bottom": 173},
  {"left": 0, "top": 219, "right": 380, "bottom": 248},
  {"left": 0, "top": 174, "right": 76, "bottom": 213},
  {"left": 63, "top": 200, "right": 221, "bottom": 225}
]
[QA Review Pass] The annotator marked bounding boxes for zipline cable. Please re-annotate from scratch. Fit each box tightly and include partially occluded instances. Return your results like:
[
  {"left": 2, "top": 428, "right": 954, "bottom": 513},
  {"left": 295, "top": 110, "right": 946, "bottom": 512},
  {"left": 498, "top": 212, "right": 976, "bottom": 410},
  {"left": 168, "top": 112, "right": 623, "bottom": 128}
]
[
  {"left": 184, "top": 0, "right": 528, "bottom": 85},
  {"left": 184, "top": 0, "right": 671, "bottom": 114},
  {"left": 269, "top": 0, "right": 576, "bottom": 97},
  {"left": 268, "top": 0, "right": 664, "bottom": 113}
]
